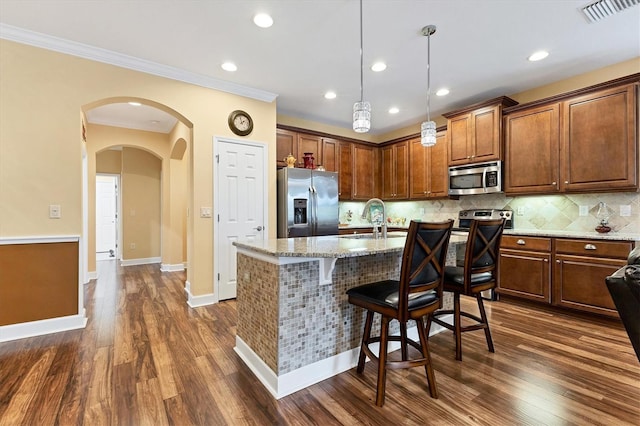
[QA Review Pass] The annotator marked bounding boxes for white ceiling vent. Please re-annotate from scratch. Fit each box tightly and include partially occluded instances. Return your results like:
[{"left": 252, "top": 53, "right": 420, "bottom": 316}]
[{"left": 581, "top": 0, "right": 640, "bottom": 22}]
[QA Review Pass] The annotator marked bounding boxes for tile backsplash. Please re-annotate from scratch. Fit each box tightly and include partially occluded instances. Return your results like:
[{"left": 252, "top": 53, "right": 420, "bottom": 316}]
[{"left": 340, "top": 192, "right": 640, "bottom": 234}]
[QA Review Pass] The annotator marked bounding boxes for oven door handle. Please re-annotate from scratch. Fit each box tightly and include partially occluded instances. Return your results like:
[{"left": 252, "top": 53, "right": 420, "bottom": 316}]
[{"left": 482, "top": 169, "right": 487, "bottom": 192}]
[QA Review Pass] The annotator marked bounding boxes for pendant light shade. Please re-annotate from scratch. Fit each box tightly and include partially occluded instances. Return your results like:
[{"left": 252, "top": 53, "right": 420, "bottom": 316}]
[
  {"left": 353, "top": 0, "right": 370, "bottom": 133},
  {"left": 421, "top": 25, "right": 437, "bottom": 147},
  {"left": 353, "top": 101, "right": 371, "bottom": 133}
]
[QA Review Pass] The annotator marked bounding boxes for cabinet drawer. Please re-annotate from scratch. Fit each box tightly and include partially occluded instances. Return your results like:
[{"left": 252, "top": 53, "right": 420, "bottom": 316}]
[
  {"left": 555, "top": 239, "right": 633, "bottom": 259},
  {"left": 501, "top": 235, "right": 551, "bottom": 251}
]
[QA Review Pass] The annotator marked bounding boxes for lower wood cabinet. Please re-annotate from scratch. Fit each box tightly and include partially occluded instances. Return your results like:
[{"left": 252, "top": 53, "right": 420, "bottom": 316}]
[
  {"left": 498, "top": 236, "right": 552, "bottom": 303},
  {"left": 499, "top": 235, "right": 634, "bottom": 318},
  {"left": 553, "top": 239, "right": 632, "bottom": 317}
]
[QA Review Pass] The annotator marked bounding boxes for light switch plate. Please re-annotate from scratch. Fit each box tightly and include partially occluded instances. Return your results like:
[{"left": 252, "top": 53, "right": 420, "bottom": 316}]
[
  {"left": 579, "top": 205, "right": 589, "bottom": 216},
  {"left": 200, "top": 207, "right": 212, "bottom": 218},
  {"left": 49, "top": 204, "right": 61, "bottom": 218},
  {"left": 517, "top": 206, "right": 525, "bottom": 216},
  {"left": 620, "top": 205, "right": 631, "bottom": 217}
]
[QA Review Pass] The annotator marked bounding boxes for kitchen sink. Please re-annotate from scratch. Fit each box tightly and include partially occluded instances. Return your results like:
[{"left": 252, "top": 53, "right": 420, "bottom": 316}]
[{"left": 339, "top": 233, "right": 405, "bottom": 240}]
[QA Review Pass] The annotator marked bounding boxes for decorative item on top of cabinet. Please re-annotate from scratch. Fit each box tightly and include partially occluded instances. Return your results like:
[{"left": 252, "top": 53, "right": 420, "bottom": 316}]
[
  {"left": 553, "top": 238, "right": 634, "bottom": 317},
  {"left": 297, "top": 134, "right": 323, "bottom": 168},
  {"left": 408, "top": 130, "right": 448, "bottom": 199},
  {"left": 380, "top": 141, "right": 408, "bottom": 200},
  {"left": 276, "top": 129, "right": 297, "bottom": 168},
  {"left": 443, "top": 96, "right": 517, "bottom": 166}
]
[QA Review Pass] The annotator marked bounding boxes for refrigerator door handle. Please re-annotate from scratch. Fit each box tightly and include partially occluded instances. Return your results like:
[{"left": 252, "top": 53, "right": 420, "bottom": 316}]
[{"left": 311, "top": 185, "right": 318, "bottom": 234}]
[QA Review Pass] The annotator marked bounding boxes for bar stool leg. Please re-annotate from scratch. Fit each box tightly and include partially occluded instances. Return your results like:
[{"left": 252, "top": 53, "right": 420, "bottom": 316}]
[
  {"left": 454, "top": 292, "right": 462, "bottom": 361},
  {"left": 375, "top": 317, "right": 390, "bottom": 407},
  {"left": 477, "top": 293, "right": 495, "bottom": 353},
  {"left": 357, "top": 311, "right": 374, "bottom": 373},
  {"left": 416, "top": 317, "right": 438, "bottom": 398},
  {"left": 400, "top": 322, "right": 408, "bottom": 361}
]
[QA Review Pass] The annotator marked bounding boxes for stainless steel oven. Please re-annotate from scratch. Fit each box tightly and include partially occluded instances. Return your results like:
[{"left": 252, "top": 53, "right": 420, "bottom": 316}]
[{"left": 448, "top": 161, "right": 502, "bottom": 196}]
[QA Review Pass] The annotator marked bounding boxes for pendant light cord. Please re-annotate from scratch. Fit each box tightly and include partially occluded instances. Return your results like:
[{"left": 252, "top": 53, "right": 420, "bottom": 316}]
[
  {"left": 426, "top": 29, "right": 431, "bottom": 122},
  {"left": 359, "top": 0, "right": 364, "bottom": 103}
]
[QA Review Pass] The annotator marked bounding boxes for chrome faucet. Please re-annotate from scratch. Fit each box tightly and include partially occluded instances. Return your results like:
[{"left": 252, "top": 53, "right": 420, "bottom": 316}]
[{"left": 361, "top": 198, "right": 387, "bottom": 238}]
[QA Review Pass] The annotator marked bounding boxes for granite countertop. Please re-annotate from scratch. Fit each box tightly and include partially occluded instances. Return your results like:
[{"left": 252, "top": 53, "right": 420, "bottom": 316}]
[
  {"left": 340, "top": 224, "right": 639, "bottom": 242},
  {"left": 502, "top": 229, "right": 640, "bottom": 242},
  {"left": 234, "top": 232, "right": 468, "bottom": 259}
]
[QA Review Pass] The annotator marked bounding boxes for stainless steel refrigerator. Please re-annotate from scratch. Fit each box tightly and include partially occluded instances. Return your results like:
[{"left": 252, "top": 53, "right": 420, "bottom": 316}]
[{"left": 277, "top": 168, "right": 339, "bottom": 238}]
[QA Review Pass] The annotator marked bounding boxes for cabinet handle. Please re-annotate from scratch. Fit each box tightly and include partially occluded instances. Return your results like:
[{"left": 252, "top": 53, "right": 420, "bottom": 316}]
[
  {"left": 551, "top": 181, "right": 556, "bottom": 185},
  {"left": 565, "top": 180, "right": 569, "bottom": 184},
  {"left": 544, "top": 259, "right": 548, "bottom": 262},
  {"left": 556, "top": 260, "right": 561, "bottom": 263},
  {"left": 516, "top": 239, "right": 526, "bottom": 245},
  {"left": 584, "top": 244, "right": 597, "bottom": 250}
]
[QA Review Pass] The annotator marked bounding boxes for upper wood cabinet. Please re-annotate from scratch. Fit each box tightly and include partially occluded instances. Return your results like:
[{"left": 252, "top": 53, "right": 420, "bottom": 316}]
[
  {"left": 338, "top": 141, "right": 353, "bottom": 200},
  {"left": 504, "top": 81, "right": 638, "bottom": 194},
  {"left": 444, "top": 96, "right": 518, "bottom": 166},
  {"left": 352, "top": 143, "right": 378, "bottom": 200},
  {"left": 276, "top": 129, "right": 297, "bottom": 169},
  {"left": 381, "top": 141, "right": 409, "bottom": 200},
  {"left": 561, "top": 83, "right": 637, "bottom": 192},
  {"left": 408, "top": 131, "right": 448, "bottom": 199},
  {"left": 321, "top": 138, "right": 339, "bottom": 172},
  {"left": 504, "top": 103, "right": 560, "bottom": 194}
]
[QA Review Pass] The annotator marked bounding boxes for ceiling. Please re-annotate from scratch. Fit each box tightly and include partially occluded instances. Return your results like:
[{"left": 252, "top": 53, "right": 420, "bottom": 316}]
[{"left": 1, "top": 0, "right": 638, "bottom": 136}]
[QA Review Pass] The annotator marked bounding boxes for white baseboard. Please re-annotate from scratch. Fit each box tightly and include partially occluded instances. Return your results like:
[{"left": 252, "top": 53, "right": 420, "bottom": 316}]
[
  {"left": 120, "top": 257, "right": 161, "bottom": 267},
  {"left": 234, "top": 314, "right": 452, "bottom": 400},
  {"left": 0, "top": 312, "right": 87, "bottom": 343},
  {"left": 184, "top": 280, "right": 215, "bottom": 308},
  {"left": 160, "top": 263, "right": 185, "bottom": 272}
]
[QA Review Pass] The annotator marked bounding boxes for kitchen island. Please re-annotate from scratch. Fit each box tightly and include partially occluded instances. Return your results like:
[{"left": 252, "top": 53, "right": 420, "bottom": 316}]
[{"left": 233, "top": 232, "right": 466, "bottom": 398}]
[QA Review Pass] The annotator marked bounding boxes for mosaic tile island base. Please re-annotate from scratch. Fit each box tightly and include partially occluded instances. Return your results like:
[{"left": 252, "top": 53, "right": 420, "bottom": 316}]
[{"left": 233, "top": 233, "right": 465, "bottom": 398}]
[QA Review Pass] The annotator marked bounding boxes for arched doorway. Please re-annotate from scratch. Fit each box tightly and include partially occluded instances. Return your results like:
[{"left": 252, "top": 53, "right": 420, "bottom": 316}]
[{"left": 81, "top": 98, "right": 193, "bottom": 283}]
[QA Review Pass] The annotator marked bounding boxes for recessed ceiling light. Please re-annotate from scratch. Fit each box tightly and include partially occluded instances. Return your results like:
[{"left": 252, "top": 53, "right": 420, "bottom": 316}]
[
  {"left": 371, "top": 62, "right": 387, "bottom": 72},
  {"left": 253, "top": 13, "right": 273, "bottom": 28},
  {"left": 436, "top": 88, "right": 449, "bottom": 96},
  {"left": 221, "top": 62, "right": 238, "bottom": 72},
  {"left": 388, "top": 107, "right": 399, "bottom": 114},
  {"left": 528, "top": 50, "right": 549, "bottom": 62},
  {"left": 128, "top": 102, "right": 141, "bottom": 106},
  {"left": 324, "top": 91, "right": 337, "bottom": 100},
  {"left": 150, "top": 120, "right": 160, "bottom": 124}
]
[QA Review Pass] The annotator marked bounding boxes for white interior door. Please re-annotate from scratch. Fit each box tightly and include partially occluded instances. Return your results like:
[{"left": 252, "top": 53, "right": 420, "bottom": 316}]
[
  {"left": 96, "top": 175, "right": 118, "bottom": 261},
  {"left": 215, "top": 139, "right": 266, "bottom": 301}
]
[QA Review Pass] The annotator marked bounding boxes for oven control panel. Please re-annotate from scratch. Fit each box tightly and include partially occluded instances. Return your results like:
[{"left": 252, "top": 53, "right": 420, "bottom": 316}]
[{"left": 458, "top": 209, "right": 513, "bottom": 229}]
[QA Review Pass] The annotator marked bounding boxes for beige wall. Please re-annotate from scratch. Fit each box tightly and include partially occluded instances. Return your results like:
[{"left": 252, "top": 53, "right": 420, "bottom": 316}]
[
  {"left": 121, "top": 147, "right": 161, "bottom": 260},
  {"left": 0, "top": 39, "right": 277, "bottom": 299},
  {"left": 96, "top": 150, "right": 122, "bottom": 174}
]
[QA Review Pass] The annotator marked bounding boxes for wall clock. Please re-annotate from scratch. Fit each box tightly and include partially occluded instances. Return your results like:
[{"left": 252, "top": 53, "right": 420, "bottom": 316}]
[{"left": 228, "top": 110, "right": 253, "bottom": 136}]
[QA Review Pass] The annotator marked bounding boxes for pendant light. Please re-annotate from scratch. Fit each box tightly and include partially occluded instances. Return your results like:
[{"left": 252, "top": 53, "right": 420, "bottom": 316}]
[
  {"left": 353, "top": 0, "right": 370, "bottom": 133},
  {"left": 421, "top": 25, "right": 437, "bottom": 147}
]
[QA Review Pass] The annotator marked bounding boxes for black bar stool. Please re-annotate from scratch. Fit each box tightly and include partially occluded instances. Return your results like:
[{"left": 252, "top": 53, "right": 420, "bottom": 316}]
[
  {"left": 431, "top": 218, "right": 505, "bottom": 361},
  {"left": 346, "top": 220, "right": 453, "bottom": 406}
]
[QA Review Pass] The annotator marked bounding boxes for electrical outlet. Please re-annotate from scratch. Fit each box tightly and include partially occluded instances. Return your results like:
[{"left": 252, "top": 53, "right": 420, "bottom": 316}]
[
  {"left": 200, "top": 207, "right": 212, "bottom": 218},
  {"left": 130, "top": 243, "right": 136, "bottom": 249},
  {"left": 516, "top": 206, "right": 525, "bottom": 216},
  {"left": 579, "top": 205, "right": 589, "bottom": 216},
  {"left": 419, "top": 208, "right": 425, "bottom": 215},
  {"left": 620, "top": 205, "right": 631, "bottom": 217},
  {"left": 49, "top": 204, "right": 61, "bottom": 219}
]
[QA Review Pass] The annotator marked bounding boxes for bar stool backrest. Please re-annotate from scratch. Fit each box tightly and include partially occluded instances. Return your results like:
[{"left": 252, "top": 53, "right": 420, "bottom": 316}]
[{"left": 462, "top": 218, "right": 506, "bottom": 293}]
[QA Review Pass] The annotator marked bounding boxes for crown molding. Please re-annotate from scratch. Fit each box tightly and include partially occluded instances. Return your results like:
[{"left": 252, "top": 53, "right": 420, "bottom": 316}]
[{"left": 0, "top": 23, "right": 278, "bottom": 103}]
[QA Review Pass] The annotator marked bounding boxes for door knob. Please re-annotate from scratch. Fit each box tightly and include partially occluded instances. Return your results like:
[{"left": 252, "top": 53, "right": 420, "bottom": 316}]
[{"left": 254, "top": 226, "right": 263, "bottom": 231}]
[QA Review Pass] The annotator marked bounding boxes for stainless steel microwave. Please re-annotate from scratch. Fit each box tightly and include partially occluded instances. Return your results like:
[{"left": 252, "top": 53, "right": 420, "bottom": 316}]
[{"left": 448, "top": 161, "right": 502, "bottom": 196}]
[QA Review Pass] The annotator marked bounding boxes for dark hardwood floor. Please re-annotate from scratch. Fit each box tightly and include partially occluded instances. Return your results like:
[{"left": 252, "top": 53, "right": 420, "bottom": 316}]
[{"left": 1, "top": 261, "right": 639, "bottom": 425}]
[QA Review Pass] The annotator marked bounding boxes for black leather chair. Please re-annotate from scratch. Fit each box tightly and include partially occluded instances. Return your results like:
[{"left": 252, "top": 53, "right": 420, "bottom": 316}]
[
  {"left": 605, "top": 246, "right": 640, "bottom": 363},
  {"left": 346, "top": 220, "right": 453, "bottom": 406},
  {"left": 431, "top": 218, "right": 505, "bottom": 361}
]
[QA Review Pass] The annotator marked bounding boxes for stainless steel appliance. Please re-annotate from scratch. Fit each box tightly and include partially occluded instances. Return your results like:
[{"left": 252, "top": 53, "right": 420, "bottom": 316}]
[
  {"left": 448, "top": 161, "right": 502, "bottom": 196},
  {"left": 277, "top": 168, "right": 339, "bottom": 238},
  {"left": 454, "top": 208, "right": 513, "bottom": 300}
]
